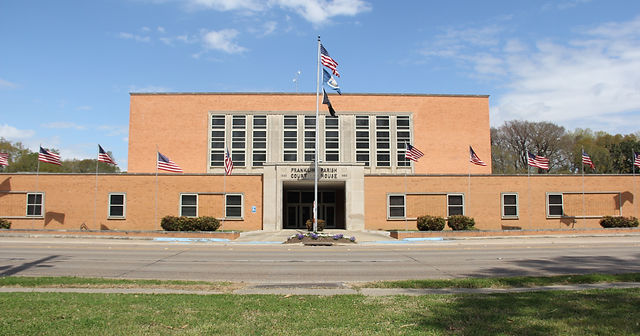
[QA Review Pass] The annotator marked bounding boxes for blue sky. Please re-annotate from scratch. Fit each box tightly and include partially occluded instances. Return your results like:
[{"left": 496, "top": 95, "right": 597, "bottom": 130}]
[{"left": 2, "top": 0, "right": 640, "bottom": 170}]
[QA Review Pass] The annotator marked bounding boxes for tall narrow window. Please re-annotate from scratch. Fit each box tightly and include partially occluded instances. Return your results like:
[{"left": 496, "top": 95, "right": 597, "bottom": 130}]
[
  {"left": 501, "top": 193, "right": 518, "bottom": 218},
  {"left": 231, "top": 115, "right": 246, "bottom": 167},
  {"left": 108, "top": 193, "right": 126, "bottom": 219},
  {"left": 304, "top": 116, "right": 316, "bottom": 162},
  {"left": 226, "top": 194, "right": 243, "bottom": 218},
  {"left": 252, "top": 115, "right": 267, "bottom": 167},
  {"left": 26, "top": 193, "right": 43, "bottom": 217},
  {"left": 376, "top": 116, "right": 390, "bottom": 167},
  {"left": 210, "top": 115, "right": 225, "bottom": 167},
  {"left": 547, "top": 193, "right": 563, "bottom": 217},
  {"left": 283, "top": 116, "right": 297, "bottom": 162},
  {"left": 180, "top": 194, "right": 198, "bottom": 217},
  {"left": 355, "top": 115, "right": 370, "bottom": 166},
  {"left": 388, "top": 194, "right": 405, "bottom": 218},
  {"left": 396, "top": 116, "right": 411, "bottom": 167},
  {"left": 447, "top": 194, "right": 464, "bottom": 216},
  {"left": 325, "top": 116, "right": 339, "bottom": 162}
]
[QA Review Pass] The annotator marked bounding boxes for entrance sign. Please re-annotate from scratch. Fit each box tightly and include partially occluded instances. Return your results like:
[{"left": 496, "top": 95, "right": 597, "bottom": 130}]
[{"left": 289, "top": 167, "right": 338, "bottom": 180}]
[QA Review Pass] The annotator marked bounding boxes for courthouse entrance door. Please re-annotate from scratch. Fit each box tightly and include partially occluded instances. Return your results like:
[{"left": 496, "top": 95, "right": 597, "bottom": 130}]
[{"left": 283, "top": 185, "right": 344, "bottom": 229}]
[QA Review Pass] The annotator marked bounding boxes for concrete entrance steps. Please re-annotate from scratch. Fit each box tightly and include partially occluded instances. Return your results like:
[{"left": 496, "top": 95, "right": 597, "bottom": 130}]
[{"left": 235, "top": 229, "right": 396, "bottom": 243}]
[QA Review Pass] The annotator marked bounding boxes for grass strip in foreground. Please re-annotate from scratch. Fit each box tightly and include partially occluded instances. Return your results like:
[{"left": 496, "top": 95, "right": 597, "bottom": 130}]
[
  {"left": 1, "top": 289, "right": 639, "bottom": 335},
  {"left": 0, "top": 276, "right": 240, "bottom": 292},
  {"left": 356, "top": 273, "right": 640, "bottom": 289}
]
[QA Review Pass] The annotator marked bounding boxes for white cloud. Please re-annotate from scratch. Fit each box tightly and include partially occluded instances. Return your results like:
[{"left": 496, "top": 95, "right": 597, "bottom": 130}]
[
  {"left": 41, "top": 122, "right": 87, "bottom": 130},
  {"left": 0, "top": 78, "right": 18, "bottom": 89},
  {"left": 98, "top": 125, "right": 129, "bottom": 137},
  {"left": 202, "top": 29, "right": 247, "bottom": 53},
  {"left": 186, "top": 0, "right": 370, "bottom": 24},
  {"left": 118, "top": 32, "right": 151, "bottom": 43},
  {"left": 0, "top": 124, "right": 35, "bottom": 141},
  {"left": 423, "top": 16, "right": 640, "bottom": 134}
]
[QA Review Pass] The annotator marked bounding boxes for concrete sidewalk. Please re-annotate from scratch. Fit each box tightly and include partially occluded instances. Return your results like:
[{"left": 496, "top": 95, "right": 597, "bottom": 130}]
[{"left": 2, "top": 282, "right": 639, "bottom": 296}]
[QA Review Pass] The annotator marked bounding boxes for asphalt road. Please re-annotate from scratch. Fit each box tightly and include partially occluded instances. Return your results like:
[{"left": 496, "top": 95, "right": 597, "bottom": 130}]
[{"left": 1, "top": 236, "right": 639, "bottom": 284}]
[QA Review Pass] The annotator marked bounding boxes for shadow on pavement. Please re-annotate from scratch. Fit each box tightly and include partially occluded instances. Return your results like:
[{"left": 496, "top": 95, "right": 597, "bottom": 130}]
[{"left": 0, "top": 255, "right": 61, "bottom": 277}]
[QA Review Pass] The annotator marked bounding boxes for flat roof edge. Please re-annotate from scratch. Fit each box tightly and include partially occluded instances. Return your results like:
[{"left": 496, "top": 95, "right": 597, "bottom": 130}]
[{"left": 129, "top": 92, "right": 490, "bottom": 98}]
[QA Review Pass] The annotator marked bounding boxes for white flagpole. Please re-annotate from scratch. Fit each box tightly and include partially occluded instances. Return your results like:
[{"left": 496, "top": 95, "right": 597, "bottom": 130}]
[
  {"left": 94, "top": 146, "right": 99, "bottom": 230},
  {"left": 313, "top": 36, "right": 321, "bottom": 232},
  {"left": 35, "top": 144, "right": 41, "bottom": 227},
  {"left": 633, "top": 150, "right": 637, "bottom": 218},
  {"left": 222, "top": 149, "right": 227, "bottom": 231},
  {"left": 527, "top": 151, "right": 532, "bottom": 229},
  {"left": 155, "top": 146, "right": 159, "bottom": 229},
  {"left": 467, "top": 151, "right": 471, "bottom": 217},
  {"left": 581, "top": 147, "right": 585, "bottom": 227}
]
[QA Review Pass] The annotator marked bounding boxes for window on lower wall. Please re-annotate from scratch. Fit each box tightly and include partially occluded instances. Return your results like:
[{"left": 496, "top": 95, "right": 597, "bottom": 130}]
[
  {"left": 26, "top": 192, "right": 44, "bottom": 217},
  {"left": 501, "top": 193, "right": 518, "bottom": 219},
  {"left": 547, "top": 193, "right": 564, "bottom": 217},
  {"left": 108, "top": 193, "right": 126, "bottom": 219},
  {"left": 447, "top": 194, "right": 464, "bottom": 216},
  {"left": 180, "top": 194, "right": 198, "bottom": 217},
  {"left": 225, "top": 194, "right": 243, "bottom": 219},
  {"left": 388, "top": 194, "right": 405, "bottom": 219}
]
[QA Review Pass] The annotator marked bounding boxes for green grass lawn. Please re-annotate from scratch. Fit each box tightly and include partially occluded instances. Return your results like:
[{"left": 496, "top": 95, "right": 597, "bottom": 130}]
[{"left": 1, "top": 289, "right": 639, "bottom": 335}]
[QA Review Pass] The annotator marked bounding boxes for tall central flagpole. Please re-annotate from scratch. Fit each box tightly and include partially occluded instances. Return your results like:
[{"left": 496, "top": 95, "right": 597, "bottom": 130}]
[
  {"left": 581, "top": 147, "right": 586, "bottom": 227},
  {"left": 94, "top": 148, "right": 99, "bottom": 229},
  {"left": 313, "top": 36, "right": 321, "bottom": 232},
  {"left": 633, "top": 150, "right": 637, "bottom": 218},
  {"left": 527, "top": 152, "right": 532, "bottom": 228},
  {"left": 155, "top": 146, "right": 159, "bottom": 229}
]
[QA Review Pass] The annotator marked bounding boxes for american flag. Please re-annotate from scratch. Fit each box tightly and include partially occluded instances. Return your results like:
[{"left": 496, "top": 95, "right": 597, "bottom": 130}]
[
  {"left": 405, "top": 143, "right": 424, "bottom": 162},
  {"left": 469, "top": 146, "right": 486, "bottom": 166},
  {"left": 98, "top": 145, "right": 116, "bottom": 165},
  {"left": 39, "top": 146, "right": 61, "bottom": 165},
  {"left": 224, "top": 148, "right": 233, "bottom": 175},
  {"left": 320, "top": 44, "right": 340, "bottom": 77},
  {"left": 157, "top": 152, "right": 183, "bottom": 173},
  {"left": 0, "top": 153, "right": 8, "bottom": 166},
  {"left": 634, "top": 152, "right": 640, "bottom": 168},
  {"left": 527, "top": 152, "right": 549, "bottom": 170},
  {"left": 582, "top": 151, "right": 595, "bottom": 169}
]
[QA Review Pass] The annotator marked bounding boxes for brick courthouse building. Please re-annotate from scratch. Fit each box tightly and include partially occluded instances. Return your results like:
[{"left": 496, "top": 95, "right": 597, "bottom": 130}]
[{"left": 1, "top": 93, "right": 636, "bottom": 232}]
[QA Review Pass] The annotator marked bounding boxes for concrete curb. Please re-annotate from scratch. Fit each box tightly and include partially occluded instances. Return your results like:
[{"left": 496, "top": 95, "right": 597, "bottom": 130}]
[{"left": 1, "top": 282, "right": 639, "bottom": 296}]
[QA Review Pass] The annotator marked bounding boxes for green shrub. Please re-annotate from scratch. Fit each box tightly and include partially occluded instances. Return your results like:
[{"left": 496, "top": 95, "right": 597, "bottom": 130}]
[
  {"left": 161, "top": 216, "right": 220, "bottom": 231},
  {"left": 599, "top": 216, "right": 639, "bottom": 228},
  {"left": 0, "top": 218, "right": 11, "bottom": 229},
  {"left": 417, "top": 215, "right": 445, "bottom": 231},
  {"left": 447, "top": 215, "right": 476, "bottom": 230},
  {"left": 305, "top": 219, "right": 326, "bottom": 232}
]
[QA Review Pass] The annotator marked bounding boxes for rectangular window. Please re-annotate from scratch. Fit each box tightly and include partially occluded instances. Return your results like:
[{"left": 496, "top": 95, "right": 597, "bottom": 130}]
[
  {"left": 108, "top": 193, "right": 126, "bottom": 219},
  {"left": 231, "top": 115, "right": 246, "bottom": 167},
  {"left": 283, "top": 115, "right": 297, "bottom": 162},
  {"left": 325, "top": 116, "right": 339, "bottom": 162},
  {"left": 210, "top": 115, "right": 225, "bottom": 167},
  {"left": 180, "top": 194, "right": 198, "bottom": 217},
  {"left": 501, "top": 193, "right": 518, "bottom": 218},
  {"left": 396, "top": 116, "right": 411, "bottom": 167},
  {"left": 388, "top": 194, "right": 405, "bottom": 218},
  {"left": 375, "top": 116, "right": 390, "bottom": 167},
  {"left": 26, "top": 193, "right": 43, "bottom": 217},
  {"left": 304, "top": 116, "right": 316, "bottom": 162},
  {"left": 547, "top": 193, "right": 564, "bottom": 217},
  {"left": 447, "top": 194, "right": 464, "bottom": 216},
  {"left": 355, "top": 115, "right": 370, "bottom": 166},
  {"left": 225, "top": 194, "right": 243, "bottom": 218},
  {"left": 252, "top": 115, "right": 267, "bottom": 167}
]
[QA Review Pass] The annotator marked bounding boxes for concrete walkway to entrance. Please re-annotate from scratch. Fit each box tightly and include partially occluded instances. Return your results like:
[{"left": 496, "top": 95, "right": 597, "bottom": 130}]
[{"left": 234, "top": 229, "right": 396, "bottom": 243}]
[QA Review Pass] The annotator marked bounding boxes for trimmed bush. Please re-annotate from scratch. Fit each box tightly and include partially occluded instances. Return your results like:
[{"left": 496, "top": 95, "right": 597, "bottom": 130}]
[
  {"left": 447, "top": 215, "right": 476, "bottom": 230},
  {"left": 599, "top": 216, "right": 639, "bottom": 228},
  {"left": 305, "top": 219, "right": 326, "bottom": 232},
  {"left": 0, "top": 218, "right": 11, "bottom": 229},
  {"left": 417, "top": 215, "right": 445, "bottom": 231},
  {"left": 161, "top": 216, "right": 220, "bottom": 231}
]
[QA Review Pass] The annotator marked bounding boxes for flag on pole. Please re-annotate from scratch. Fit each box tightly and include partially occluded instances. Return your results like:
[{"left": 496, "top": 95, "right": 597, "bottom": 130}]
[
  {"left": 224, "top": 148, "right": 233, "bottom": 175},
  {"left": 98, "top": 145, "right": 116, "bottom": 165},
  {"left": 527, "top": 152, "right": 549, "bottom": 170},
  {"left": 320, "top": 43, "right": 340, "bottom": 77},
  {"left": 322, "top": 69, "right": 341, "bottom": 94},
  {"left": 157, "top": 152, "right": 183, "bottom": 173},
  {"left": 39, "top": 147, "right": 61, "bottom": 165},
  {"left": 469, "top": 146, "right": 486, "bottom": 166},
  {"left": 634, "top": 151, "right": 640, "bottom": 168},
  {"left": 582, "top": 151, "right": 595, "bottom": 169},
  {"left": 0, "top": 153, "right": 8, "bottom": 166},
  {"left": 405, "top": 143, "right": 424, "bottom": 162},
  {"left": 322, "top": 89, "right": 337, "bottom": 117}
]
